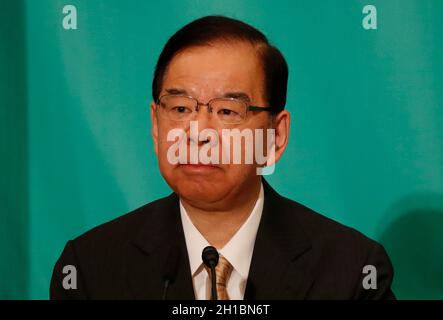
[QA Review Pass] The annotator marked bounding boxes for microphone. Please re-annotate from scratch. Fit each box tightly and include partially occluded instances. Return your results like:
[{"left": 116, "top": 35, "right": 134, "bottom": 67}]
[
  {"left": 162, "top": 245, "right": 180, "bottom": 300},
  {"left": 202, "top": 246, "right": 219, "bottom": 300}
]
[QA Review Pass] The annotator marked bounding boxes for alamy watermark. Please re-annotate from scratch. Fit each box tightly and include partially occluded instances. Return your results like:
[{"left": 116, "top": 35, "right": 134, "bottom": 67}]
[{"left": 166, "top": 121, "right": 276, "bottom": 175}]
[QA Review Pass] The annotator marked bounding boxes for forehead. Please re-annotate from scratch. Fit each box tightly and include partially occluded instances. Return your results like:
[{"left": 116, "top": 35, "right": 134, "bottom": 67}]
[{"left": 162, "top": 41, "right": 265, "bottom": 100}]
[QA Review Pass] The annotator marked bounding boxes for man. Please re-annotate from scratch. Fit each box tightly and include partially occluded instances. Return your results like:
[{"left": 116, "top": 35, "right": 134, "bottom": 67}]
[{"left": 50, "top": 15, "right": 395, "bottom": 300}]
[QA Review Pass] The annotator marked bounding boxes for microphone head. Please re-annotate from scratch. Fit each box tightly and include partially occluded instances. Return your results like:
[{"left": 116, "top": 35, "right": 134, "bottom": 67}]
[{"left": 202, "top": 246, "right": 219, "bottom": 269}]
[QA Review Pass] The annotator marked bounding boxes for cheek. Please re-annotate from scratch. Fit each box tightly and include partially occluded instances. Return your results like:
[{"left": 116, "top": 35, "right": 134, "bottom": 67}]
[
  {"left": 241, "top": 116, "right": 272, "bottom": 160},
  {"left": 156, "top": 125, "right": 178, "bottom": 168}
]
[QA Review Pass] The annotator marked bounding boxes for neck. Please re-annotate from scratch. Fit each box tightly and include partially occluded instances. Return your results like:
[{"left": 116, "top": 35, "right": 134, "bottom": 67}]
[{"left": 181, "top": 178, "right": 262, "bottom": 249}]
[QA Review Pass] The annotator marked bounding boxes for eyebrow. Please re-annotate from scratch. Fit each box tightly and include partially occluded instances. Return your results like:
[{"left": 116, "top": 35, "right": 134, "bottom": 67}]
[
  {"left": 222, "top": 92, "right": 251, "bottom": 102},
  {"left": 165, "top": 88, "right": 188, "bottom": 95},
  {"left": 164, "top": 87, "right": 251, "bottom": 102}
]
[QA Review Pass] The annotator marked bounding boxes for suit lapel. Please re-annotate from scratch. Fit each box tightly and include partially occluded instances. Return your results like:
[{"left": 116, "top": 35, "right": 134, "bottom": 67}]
[
  {"left": 126, "top": 193, "right": 195, "bottom": 299},
  {"left": 124, "top": 180, "right": 314, "bottom": 300},
  {"left": 244, "top": 179, "right": 314, "bottom": 299}
]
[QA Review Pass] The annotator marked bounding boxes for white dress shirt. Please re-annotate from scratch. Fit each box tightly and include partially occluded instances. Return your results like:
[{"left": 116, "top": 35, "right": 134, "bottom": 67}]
[{"left": 179, "top": 183, "right": 264, "bottom": 300}]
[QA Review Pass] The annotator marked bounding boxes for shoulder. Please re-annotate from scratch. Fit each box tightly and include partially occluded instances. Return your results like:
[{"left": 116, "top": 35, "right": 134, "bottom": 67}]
[
  {"left": 271, "top": 191, "right": 394, "bottom": 298},
  {"left": 70, "top": 193, "right": 176, "bottom": 253},
  {"left": 50, "top": 194, "right": 178, "bottom": 299},
  {"left": 277, "top": 192, "right": 380, "bottom": 257}
]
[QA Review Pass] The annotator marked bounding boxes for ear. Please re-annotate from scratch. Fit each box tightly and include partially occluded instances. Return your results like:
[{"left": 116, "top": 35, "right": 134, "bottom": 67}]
[
  {"left": 271, "top": 110, "right": 290, "bottom": 164},
  {"left": 150, "top": 101, "right": 159, "bottom": 156}
]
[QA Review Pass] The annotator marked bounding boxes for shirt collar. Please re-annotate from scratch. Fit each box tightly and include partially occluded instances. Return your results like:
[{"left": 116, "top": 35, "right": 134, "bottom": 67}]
[{"left": 180, "top": 183, "right": 264, "bottom": 279}]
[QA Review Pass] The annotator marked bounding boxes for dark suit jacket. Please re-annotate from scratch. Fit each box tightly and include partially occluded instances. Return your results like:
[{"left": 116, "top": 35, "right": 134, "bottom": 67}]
[{"left": 50, "top": 180, "right": 395, "bottom": 299}]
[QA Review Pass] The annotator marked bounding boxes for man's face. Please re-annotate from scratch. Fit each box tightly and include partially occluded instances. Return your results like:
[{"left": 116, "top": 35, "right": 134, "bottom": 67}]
[{"left": 151, "top": 41, "right": 272, "bottom": 208}]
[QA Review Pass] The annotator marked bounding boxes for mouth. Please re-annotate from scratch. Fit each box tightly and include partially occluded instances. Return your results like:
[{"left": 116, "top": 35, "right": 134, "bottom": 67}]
[{"left": 178, "top": 164, "right": 221, "bottom": 173}]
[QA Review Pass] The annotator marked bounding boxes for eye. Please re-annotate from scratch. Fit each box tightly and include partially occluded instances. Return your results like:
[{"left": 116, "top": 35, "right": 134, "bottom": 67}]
[
  {"left": 171, "top": 106, "right": 192, "bottom": 113},
  {"left": 218, "top": 108, "right": 239, "bottom": 116}
]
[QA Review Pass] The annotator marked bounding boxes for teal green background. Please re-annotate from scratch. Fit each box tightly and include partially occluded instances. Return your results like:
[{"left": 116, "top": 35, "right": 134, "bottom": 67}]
[{"left": 1, "top": 0, "right": 442, "bottom": 299}]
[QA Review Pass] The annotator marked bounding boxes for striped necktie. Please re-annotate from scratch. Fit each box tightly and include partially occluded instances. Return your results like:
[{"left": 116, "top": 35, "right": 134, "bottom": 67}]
[{"left": 205, "top": 255, "right": 233, "bottom": 300}]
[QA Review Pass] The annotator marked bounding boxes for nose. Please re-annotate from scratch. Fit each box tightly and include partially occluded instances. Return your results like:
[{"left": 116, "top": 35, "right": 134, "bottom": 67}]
[
  {"left": 185, "top": 103, "right": 216, "bottom": 146},
  {"left": 196, "top": 103, "right": 214, "bottom": 125}
]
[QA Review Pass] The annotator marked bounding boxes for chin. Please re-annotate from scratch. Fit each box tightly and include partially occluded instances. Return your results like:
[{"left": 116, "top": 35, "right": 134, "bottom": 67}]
[
  {"left": 175, "top": 180, "right": 227, "bottom": 203},
  {"left": 180, "top": 191, "right": 220, "bottom": 205},
  {"left": 160, "top": 164, "right": 255, "bottom": 204}
]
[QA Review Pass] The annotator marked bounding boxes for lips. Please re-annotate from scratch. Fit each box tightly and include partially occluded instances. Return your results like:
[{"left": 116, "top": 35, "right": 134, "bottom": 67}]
[{"left": 179, "top": 164, "right": 221, "bottom": 173}]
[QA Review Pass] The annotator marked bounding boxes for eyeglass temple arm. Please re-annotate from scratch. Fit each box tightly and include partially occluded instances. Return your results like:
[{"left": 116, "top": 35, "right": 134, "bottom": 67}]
[{"left": 247, "top": 106, "right": 275, "bottom": 112}]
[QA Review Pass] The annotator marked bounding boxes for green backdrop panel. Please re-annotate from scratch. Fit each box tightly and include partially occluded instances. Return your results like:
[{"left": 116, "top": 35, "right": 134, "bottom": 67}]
[{"left": 1, "top": 0, "right": 442, "bottom": 299}]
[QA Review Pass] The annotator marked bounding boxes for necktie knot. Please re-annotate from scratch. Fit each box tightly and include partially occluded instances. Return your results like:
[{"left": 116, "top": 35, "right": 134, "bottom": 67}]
[{"left": 205, "top": 255, "right": 233, "bottom": 300}]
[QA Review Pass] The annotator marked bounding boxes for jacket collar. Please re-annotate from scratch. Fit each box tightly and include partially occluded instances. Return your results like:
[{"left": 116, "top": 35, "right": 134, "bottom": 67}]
[
  {"left": 128, "top": 192, "right": 195, "bottom": 299},
  {"left": 244, "top": 179, "right": 313, "bottom": 299},
  {"left": 128, "top": 179, "right": 313, "bottom": 299}
]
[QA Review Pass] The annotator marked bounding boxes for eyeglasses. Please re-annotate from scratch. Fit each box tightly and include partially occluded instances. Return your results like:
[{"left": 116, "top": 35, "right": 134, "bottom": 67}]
[{"left": 156, "top": 94, "right": 274, "bottom": 125}]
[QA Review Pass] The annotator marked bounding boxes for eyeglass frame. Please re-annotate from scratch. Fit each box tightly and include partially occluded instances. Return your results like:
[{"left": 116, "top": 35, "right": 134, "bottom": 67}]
[{"left": 155, "top": 93, "right": 275, "bottom": 124}]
